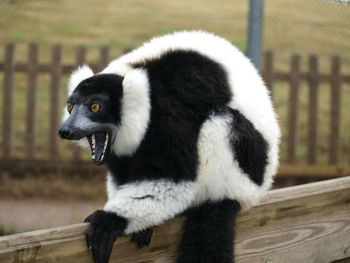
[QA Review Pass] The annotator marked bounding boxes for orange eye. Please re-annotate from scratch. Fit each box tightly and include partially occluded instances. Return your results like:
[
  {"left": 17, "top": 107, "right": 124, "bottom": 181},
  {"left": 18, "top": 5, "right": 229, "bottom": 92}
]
[
  {"left": 90, "top": 103, "right": 101, "bottom": 113},
  {"left": 67, "top": 103, "right": 73, "bottom": 114}
]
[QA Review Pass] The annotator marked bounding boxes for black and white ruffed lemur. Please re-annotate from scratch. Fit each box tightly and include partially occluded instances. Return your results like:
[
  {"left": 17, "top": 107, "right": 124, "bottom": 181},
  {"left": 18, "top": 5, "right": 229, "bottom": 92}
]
[{"left": 58, "top": 31, "right": 280, "bottom": 263}]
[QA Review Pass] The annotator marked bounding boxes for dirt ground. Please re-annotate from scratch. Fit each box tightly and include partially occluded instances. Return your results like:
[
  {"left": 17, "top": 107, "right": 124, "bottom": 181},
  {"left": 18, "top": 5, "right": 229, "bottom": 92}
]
[
  {"left": 0, "top": 198, "right": 103, "bottom": 234},
  {"left": 0, "top": 173, "right": 106, "bottom": 235}
]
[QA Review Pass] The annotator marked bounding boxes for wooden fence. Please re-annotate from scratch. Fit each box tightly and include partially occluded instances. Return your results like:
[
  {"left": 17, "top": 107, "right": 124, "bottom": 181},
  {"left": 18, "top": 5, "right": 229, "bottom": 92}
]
[
  {"left": 0, "top": 176, "right": 349, "bottom": 262},
  {"left": 0, "top": 43, "right": 350, "bottom": 179}
]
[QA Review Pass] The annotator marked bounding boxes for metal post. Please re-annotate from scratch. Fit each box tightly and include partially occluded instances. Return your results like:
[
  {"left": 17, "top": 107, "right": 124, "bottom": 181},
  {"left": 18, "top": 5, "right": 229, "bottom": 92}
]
[{"left": 246, "top": 0, "right": 264, "bottom": 72}]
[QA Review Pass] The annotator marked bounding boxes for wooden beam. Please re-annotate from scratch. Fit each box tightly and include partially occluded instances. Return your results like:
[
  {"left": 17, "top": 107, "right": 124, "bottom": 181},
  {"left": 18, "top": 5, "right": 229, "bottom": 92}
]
[
  {"left": 277, "top": 164, "right": 350, "bottom": 178},
  {"left": 0, "top": 177, "right": 350, "bottom": 263},
  {"left": 2, "top": 43, "right": 16, "bottom": 157}
]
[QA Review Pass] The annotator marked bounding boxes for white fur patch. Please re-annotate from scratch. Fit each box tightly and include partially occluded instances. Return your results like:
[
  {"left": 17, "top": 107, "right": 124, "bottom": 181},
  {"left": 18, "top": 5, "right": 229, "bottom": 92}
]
[
  {"left": 68, "top": 65, "right": 94, "bottom": 95},
  {"left": 104, "top": 177, "right": 198, "bottom": 234},
  {"left": 113, "top": 69, "right": 151, "bottom": 156}
]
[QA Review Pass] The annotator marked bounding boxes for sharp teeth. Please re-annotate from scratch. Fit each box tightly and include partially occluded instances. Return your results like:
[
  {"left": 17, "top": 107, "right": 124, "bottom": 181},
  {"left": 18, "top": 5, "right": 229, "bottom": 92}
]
[
  {"left": 103, "top": 134, "right": 108, "bottom": 154},
  {"left": 91, "top": 134, "right": 96, "bottom": 153}
]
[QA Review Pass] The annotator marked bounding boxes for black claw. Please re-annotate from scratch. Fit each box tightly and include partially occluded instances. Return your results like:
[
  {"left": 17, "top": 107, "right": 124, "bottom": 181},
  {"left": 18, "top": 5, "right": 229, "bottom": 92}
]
[
  {"left": 131, "top": 228, "right": 154, "bottom": 248},
  {"left": 84, "top": 210, "right": 127, "bottom": 263}
]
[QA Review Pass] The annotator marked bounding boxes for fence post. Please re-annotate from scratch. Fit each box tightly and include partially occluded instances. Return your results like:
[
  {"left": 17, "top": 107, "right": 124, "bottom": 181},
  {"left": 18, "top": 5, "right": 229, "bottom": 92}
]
[
  {"left": 329, "top": 56, "right": 341, "bottom": 165},
  {"left": 287, "top": 55, "right": 301, "bottom": 163},
  {"left": 50, "top": 45, "right": 62, "bottom": 161},
  {"left": 2, "top": 44, "right": 15, "bottom": 158},
  {"left": 246, "top": 0, "right": 264, "bottom": 72},
  {"left": 26, "top": 43, "right": 39, "bottom": 159},
  {"left": 98, "top": 46, "right": 110, "bottom": 71},
  {"left": 307, "top": 55, "right": 319, "bottom": 164},
  {"left": 70, "top": 46, "right": 88, "bottom": 161},
  {"left": 263, "top": 51, "right": 274, "bottom": 96}
]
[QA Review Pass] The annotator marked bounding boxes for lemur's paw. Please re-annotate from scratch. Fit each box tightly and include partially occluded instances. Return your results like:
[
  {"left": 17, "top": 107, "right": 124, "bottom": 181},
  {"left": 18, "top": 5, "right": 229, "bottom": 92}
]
[
  {"left": 131, "top": 228, "right": 154, "bottom": 248},
  {"left": 84, "top": 210, "right": 127, "bottom": 263}
]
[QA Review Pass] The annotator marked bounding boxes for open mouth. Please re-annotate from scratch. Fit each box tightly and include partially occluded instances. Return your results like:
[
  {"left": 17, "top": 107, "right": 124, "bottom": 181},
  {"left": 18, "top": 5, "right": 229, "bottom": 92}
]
[{"left": 86, "top": 132, "right": 111, "bottom": 166}]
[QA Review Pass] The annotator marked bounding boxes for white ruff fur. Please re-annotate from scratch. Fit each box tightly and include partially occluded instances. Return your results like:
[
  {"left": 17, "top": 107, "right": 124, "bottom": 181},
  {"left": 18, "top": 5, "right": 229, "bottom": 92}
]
[
  {"left": 104, "top": 176, "right": 198, "bottom": 234},
  {"left": 112, "top": 69, "right": 151, "bottom": 156},
  {"left": 102, "top": 31, "right": 280, "bottom": 208}
]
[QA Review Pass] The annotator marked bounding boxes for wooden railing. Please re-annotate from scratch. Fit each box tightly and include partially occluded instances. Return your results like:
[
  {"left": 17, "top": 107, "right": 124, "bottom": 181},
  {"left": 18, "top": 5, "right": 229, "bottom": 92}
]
[
  {"left": 0, "top": 176, "right": 349, "bottom": 262},
  {"left": 0, "top": 43, "right": 350, "bottom": 178}
]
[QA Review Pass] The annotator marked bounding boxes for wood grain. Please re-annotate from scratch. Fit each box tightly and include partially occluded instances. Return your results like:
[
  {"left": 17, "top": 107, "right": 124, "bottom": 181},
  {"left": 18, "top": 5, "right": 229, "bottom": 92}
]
[
  {"left": 49, "top": 45, "right": 62, "bottom": 161},
  {"left": 2, "top": 43, "right": 15, "bottom": 157},
  {"left": 0, "top": 177, "right": 350, "bottom": 263},
  {"left": 26, "top": 43, "right": 39, "bottom": 159},
  {"left": 307, "top": 55, "right": 319, "bottom": 164},
  {"left": 287, "top": 54, "right": 301, "bottom": 163},
  {"left": 329, "top": 56, "right": 341, "bottom": 165}
]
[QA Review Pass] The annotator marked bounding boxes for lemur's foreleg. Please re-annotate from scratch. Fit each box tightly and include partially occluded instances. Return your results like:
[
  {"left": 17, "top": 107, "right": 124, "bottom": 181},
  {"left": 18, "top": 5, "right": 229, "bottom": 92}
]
[{"left": 85, "top": 180, "right": 197, "bottom": 263}]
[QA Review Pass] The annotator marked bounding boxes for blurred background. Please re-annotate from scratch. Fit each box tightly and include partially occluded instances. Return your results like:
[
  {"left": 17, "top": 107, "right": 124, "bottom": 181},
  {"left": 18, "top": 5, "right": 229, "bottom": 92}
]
[{"left": 0, "top": 0, "right": 349, "bottom": 235}]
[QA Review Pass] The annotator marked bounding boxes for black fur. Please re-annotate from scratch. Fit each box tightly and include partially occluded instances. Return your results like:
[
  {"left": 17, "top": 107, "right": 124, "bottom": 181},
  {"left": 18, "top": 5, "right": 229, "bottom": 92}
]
[
  {"left": 84, "top": 210, "right": 127, "bottom": 263},
  {"left": 227, "top": 108, "right": 268, "bottom": 185},
  {"left": 68, "top": 74, "right": 124, "bottom": 125},
  {"left": 131, "top": 228, "right": 154, "bottom": 248},
  {"left": 107, "top": 50, "right": 232, "bottom": 185},
  {"left": 177, "top": 200, "right": 241, "bottom": 263}
]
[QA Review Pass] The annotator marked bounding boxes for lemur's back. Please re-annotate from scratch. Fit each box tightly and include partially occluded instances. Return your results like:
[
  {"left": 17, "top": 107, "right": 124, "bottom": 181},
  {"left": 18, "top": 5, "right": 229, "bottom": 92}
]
[{"left": 102, "top": 31, "right": 280, "bottom": 210}]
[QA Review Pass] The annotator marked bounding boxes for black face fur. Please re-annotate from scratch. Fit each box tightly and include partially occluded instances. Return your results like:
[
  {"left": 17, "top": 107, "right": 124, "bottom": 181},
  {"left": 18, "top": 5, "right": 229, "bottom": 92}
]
[
  {"left": 68, "top": 74, "right": 124, "bottom": 125},
  {"left": 58, "top": 74, "right": 124, "bottom": 165}
]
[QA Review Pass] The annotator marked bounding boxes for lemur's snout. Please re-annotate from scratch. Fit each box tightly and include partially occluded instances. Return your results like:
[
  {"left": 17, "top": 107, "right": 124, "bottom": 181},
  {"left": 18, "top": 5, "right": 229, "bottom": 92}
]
[
  {"left": 58, "top": 127, "right": 72, "bottom": 139},
  {"left": 58, "top": 126, "right": 81, "bottom": 140}
]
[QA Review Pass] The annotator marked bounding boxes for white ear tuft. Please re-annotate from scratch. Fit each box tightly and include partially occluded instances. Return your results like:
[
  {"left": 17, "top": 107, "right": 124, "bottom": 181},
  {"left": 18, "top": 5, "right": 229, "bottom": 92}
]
[{"left": 68, "top": 65, "right": 94, "bottom": 95}]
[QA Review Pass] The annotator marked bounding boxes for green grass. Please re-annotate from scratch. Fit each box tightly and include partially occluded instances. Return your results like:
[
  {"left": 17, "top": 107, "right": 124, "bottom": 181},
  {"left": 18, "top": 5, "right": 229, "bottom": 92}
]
[{"left": 0, "top": 0, "right": 349, "bottom": 164}]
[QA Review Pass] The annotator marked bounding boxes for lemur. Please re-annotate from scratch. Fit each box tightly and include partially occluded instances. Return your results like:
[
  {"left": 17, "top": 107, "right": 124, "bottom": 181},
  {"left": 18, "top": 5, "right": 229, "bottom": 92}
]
[{"left": 59, "top": 31, "right": 280, "bottom": 263}]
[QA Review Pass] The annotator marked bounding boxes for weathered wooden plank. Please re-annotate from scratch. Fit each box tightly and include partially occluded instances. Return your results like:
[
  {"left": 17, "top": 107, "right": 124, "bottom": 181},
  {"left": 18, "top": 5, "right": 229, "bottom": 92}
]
[
  {"left": 98, "top": 46, "right": 110, "bottom": 71},
  {"left": 332, "top": 258, "right": 350, "bottom": 263},
  {"left": 262, "top": 51, "right": 274, "bottom": 97},
  {"left": 0, "top": 177, "right": 349, "bottom": 263},
  {"left": 76, "top": 46, "right": 87, "bottom": 66},
  {"left": 26, "top": 43, "right": 39, "bottom": 159},
  {"left": 278, "top": 164, "right": 350, "bottom": 178},
  {"left": 0, "top": 62, "right": 102, "bottom": 74},
  {"left": 329, "top": 56, "right": 341, "bottom": 165},
  {"left": 2, "top": 44, "right": 16, "bottom": 157},
  {"left": 287, "top": 55, "right": 301, "bottom": 163},
  {"left": 307, "top": 55, "right": 319, "bottom": 164},
  {"left": 3, "top": 60, "right": 347, "bottom": 84},
  {"left": 49, "top": 45, "right": 62, "bottom": 161},
  {"left": 71, "top": 46, "right": 87, "bottom": 161}
]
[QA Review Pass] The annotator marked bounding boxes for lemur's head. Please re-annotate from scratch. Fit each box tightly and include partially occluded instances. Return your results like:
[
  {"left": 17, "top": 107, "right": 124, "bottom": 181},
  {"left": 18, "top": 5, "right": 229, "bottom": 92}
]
[{"left": 58, "top": 65, "right": 150, "bottom": 166}]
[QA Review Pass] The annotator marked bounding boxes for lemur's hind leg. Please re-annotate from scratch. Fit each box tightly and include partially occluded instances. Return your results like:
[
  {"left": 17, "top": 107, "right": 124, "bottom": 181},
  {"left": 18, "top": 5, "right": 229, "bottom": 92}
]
[{"left": 177, "top": 199, "right": 240, "bottom": 263}]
